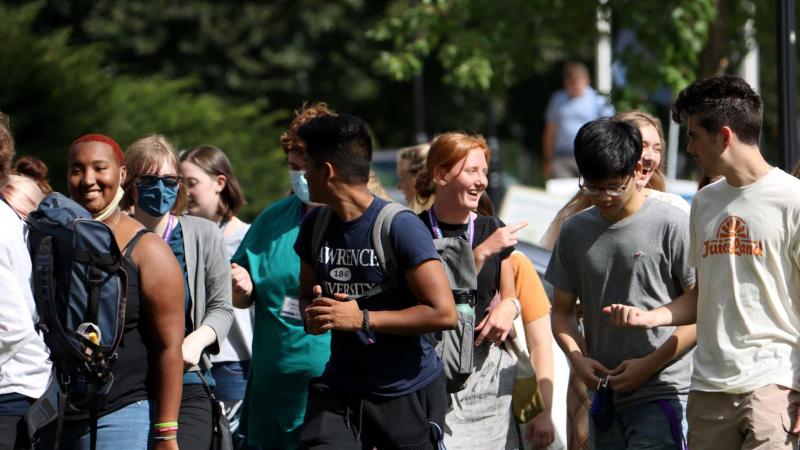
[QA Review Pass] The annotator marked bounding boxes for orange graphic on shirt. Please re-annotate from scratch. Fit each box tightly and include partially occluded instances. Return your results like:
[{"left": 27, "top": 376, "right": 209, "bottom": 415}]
[{"left": 702, "top": 216, "right": 764, "bottom": 257}]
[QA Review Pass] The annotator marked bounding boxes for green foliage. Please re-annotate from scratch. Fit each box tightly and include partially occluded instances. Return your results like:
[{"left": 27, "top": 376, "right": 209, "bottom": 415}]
[
  {"left": 0, "top": 2, "right": 288, "bottom": 220},
  {"left": 369, "top": 0, "right": 597, "bottom": 93}
]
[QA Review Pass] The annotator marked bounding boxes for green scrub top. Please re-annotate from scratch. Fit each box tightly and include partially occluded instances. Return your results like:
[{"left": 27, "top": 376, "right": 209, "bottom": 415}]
[{"left": 231, "top": 194, "right": 330, "bottom": 448}]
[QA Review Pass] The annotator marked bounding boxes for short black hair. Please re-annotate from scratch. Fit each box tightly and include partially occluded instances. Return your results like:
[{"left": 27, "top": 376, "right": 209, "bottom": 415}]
[
  {"left": 298, "top": 114, "right": 372, "bottom": 184},
  {"left": 574, "top": 118, "right": 642, "bottom": 182},
  {"left": 671, "top": 75, "right": 762, "bottom": 145}
]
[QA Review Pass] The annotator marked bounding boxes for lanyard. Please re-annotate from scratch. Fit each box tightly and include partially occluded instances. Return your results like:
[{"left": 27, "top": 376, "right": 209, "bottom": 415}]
[
  {"left": 161, "top": 214, "right": 176, "bottom": 243},
  {"left": 428, "top": 209, "right": 474, "bottom": 245}
]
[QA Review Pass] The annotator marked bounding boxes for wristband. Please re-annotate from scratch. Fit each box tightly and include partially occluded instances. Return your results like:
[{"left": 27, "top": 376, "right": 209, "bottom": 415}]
[
  {"left": 154, "top": 426, "right": 179, "bottom": 433},
  {"left": 153, "top": 422, "right": 178, "bottom": 430},
  {"left": 504, "top": 297, "right": 521, "bottom": 319},
  {"left": 153, "top": 434, "right": 178, "bottom": 441},
  {"left": 362, "top": 308, "right": 371, "bottom": 335}
]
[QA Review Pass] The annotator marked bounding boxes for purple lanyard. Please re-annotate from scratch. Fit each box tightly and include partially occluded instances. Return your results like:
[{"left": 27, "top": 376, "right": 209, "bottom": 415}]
[
  {"left": 428, "top": 209, "right": 474, "bottom": 245},
  {"left": 161, "top": 214, "right": 176, "bottom": 243}
]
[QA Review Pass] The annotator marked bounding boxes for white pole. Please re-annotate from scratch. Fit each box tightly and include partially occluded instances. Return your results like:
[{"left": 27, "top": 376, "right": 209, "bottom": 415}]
[
  {"left": 667, "top": 120, "right": 680, "bottom": 180},
  {"left": 738, "top": 18, "right": 760, "bottom": 92},
  {"left": 596, "top": 0, "right": 612, "bottom": 94}
]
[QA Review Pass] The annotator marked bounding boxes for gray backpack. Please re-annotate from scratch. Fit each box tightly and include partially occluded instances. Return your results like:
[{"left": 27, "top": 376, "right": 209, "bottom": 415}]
[{"left": 310, "top": 202, "right": 477, "bottom": 392}]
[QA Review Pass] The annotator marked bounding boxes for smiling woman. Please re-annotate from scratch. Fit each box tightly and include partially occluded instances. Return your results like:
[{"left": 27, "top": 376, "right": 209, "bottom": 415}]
[
  {"left": 61, "top": 134, "right": 186, "bottom": 450},
  {"left": 416, "top": 132, "right": 543, "bottom": 449}
]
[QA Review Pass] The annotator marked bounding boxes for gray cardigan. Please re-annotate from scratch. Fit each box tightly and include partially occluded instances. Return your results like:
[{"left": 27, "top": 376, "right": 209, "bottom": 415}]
[{"left": 178, "top": 215, "right": 234, "bottom": 372}]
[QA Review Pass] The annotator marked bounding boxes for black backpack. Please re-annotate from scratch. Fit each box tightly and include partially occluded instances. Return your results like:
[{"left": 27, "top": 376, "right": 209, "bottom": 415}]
[{"left": 26, "top": 193, "right": 128, "bottom": 450}]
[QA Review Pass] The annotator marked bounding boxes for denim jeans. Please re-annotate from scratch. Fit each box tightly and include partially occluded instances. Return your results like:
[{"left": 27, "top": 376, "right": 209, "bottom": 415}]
[
  {"left": 589, "top": 398, "right": 687, "bottom": 450},
  {"left": 59, "top": 399, "right": 150, "bottom": 450},
  {"left": 210, "top": 361, "right": 249, "bottom": 403}
]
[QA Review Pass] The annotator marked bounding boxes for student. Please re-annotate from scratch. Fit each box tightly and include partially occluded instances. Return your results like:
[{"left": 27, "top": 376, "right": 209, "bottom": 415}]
[
  {"left": 179, "top": 145, "right": 251, "bottom": 424},
  {"left": 396, "top": 143, "right": 432, "bottom": 212},
  {"left": 546, "top": 118, "right": 696, "bottom": 450},
  {"left": 415, "top": 132, "right": 532, "bottom": 449},
  {"left": 605, "top": 75, "right": 800, "bottom": 450},
  {"left": 63, "top": 134, "right": 185, "bottom": 450},
  {"left": 0, "top": 115, "right": 51, "bottom": 450},
  {"left": 230, "top": 102, "right": 334, "bottom": 449},
  {"left": 293, "top": 114, "right": 456, "bottom": 450},
  {"left": 121, "top": 135, "right": 233, "bottom": 450}
]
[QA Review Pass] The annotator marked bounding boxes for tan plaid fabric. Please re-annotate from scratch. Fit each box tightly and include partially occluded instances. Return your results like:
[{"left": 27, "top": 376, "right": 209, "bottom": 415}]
[{"left": 567, "top": 371, "right": 590, "bottom": 450}]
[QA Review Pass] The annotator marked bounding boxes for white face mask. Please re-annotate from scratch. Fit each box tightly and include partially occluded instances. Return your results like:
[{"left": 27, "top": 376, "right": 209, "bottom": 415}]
[{"left": 289, "top": 170, "right": 311, "bottom": 204}]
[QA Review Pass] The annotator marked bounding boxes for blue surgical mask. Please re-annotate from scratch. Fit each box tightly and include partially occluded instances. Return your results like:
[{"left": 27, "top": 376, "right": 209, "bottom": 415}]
[
  {"left": 290, "top": 170, "right": 311, "bottom": 204},
  {"left": 136, "top": 177, "right": 179, "bottom": 217}
]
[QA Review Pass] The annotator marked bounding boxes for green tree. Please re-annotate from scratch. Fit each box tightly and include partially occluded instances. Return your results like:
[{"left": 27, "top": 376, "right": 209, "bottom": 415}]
[{"left": 0, "top": 2, "right": 287, "bottom": 219}]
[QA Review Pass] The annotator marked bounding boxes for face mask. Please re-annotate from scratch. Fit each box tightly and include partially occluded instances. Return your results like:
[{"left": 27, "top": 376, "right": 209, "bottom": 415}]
[
  {"left": 290, "top": 170, "right": 311, "bottom": 204},
  {"left": 136, "top": 177, "right": 179, "bottom": 217}
]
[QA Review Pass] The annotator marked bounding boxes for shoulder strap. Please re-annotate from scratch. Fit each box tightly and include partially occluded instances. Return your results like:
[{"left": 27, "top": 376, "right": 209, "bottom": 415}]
[
  {"left": 371, "top": 202, "right": 412, "bottom": 289},
  {"left": 122, "top": 229, "right": 148, "bottom": 258},
  {"left": 311, "top": 206, "right": 332, "bottom": 268}
]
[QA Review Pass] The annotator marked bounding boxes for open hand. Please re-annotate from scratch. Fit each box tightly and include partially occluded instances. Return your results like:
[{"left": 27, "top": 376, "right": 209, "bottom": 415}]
[{"left": 602, "top": 304, "right": 654, "bottom": 328}]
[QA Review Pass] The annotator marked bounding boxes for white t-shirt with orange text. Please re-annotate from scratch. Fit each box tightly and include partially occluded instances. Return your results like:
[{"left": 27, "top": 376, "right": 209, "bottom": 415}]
[{"left": 690, "top": 168, "right": 800, "bottom": 393}]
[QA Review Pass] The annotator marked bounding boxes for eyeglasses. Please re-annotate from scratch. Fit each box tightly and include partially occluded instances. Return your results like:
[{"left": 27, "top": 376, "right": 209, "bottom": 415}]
[
  {"left": 578, "top": 175, "right": 632, "bottom": 197},
  {"left": 138, "top": 174, "right": 183, "bottom": 187}
]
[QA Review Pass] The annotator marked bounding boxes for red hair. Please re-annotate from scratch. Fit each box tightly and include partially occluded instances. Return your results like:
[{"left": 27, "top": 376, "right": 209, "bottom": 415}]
[
  {"left": 70, "top": 134, "right": 125, "bottom": 166},
  {"left": 415, "top": 132, "right": 492, "bottom": 201}
]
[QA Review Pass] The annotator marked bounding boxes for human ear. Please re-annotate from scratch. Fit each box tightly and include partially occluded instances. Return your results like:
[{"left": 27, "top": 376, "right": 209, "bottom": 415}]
[
  {"left": 215, "top": 174, "right": 227, "bottom": 194},
  {"left": 720, "top": 126, "right": 733, "bottom": 147},
  {"left": 433, "top": 166, "right": 448, "bottom": 186},
  {"left": 119, "top": 166, "right": 127, "bottom": 185}
]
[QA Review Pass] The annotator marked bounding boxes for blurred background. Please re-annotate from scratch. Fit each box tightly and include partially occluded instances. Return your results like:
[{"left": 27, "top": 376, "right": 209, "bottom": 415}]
[{"left": 0, "top": 0, "right": 793, "bottom": 221}]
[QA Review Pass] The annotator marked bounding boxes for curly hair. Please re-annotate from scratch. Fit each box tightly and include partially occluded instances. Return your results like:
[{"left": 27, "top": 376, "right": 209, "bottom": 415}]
[
  {"left": 671, "top": 75, "right": 762, "bottom": 145},
  {"left": 280, "top": 102, "right": 336, "bottom": 154}
]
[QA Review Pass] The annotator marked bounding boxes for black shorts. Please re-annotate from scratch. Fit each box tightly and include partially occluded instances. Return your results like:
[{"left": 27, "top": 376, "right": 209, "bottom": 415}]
[{"left": 299, "top": 374, "right": 447, "bottom": 450}]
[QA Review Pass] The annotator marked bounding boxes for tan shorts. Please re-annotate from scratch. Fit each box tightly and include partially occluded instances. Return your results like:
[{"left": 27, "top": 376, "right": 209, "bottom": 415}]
[{"left": 687, "top": 385, "right": 800, "bottom": 450}]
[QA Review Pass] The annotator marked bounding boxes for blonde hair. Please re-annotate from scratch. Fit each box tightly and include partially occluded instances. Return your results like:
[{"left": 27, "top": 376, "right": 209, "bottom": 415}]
[
  {"left": 0, "top": 112, "right": 15, "bottom": 187},
  {"left": 368, "top": 170, "right": 393, "bottom": 201},
  {"left": 121, "top": 134, "right": 188, "bottom": 215},
  {"left": 415, "top": 132, "right": 491, "bottom": 204},
  {"left": 397, "top": 143, "right": 432, "bottom": 212},
  {"left": 614, "top": 110, "right": 667, "bottom": 192},
  {"left": 1, "top": 174, "right": 44, "bottom": 220}
]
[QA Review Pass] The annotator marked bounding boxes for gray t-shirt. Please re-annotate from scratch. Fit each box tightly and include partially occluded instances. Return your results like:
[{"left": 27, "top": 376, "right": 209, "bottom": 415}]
[{"left": 545, "top": 197, "right": 695, "bottom": 410}]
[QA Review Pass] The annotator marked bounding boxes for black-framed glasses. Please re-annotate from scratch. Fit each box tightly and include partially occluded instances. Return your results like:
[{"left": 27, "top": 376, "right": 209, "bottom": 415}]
[
  {"left": 138, "top": 174, "right": 183, "bottom": 187},
  {"left": 578, "top": 175, "right": 632, "bottom": 197}
]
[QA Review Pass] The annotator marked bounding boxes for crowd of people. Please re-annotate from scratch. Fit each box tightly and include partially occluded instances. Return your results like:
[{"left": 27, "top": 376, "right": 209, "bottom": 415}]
[{"left": 1, "top": 73, "right": 799, "bottom": 450}]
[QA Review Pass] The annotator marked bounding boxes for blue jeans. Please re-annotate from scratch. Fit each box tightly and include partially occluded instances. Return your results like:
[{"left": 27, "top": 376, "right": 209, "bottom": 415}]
[
  {"left": 589, "top": 398, "right": 687, "bottom": 450},
  {"left": 210, "top": 361, "right": 249, "bottom": 403},
  {"left": 59, "top": 399, "right": 150, "bottom": 450}
]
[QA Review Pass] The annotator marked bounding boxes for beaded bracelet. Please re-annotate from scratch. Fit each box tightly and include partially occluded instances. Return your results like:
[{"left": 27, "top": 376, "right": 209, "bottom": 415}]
[{"left": 153, "top": 434, "right": 178, "bottom": 441}]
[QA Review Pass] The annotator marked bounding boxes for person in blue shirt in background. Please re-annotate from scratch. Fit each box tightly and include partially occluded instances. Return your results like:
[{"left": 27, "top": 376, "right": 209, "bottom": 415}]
[{"left": 543, "top": 62, "right": 615, "bottom": 179}]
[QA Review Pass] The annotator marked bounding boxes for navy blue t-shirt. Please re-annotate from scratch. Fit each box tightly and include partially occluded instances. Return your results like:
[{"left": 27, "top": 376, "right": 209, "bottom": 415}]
[{"left": 294, "top": 197, "right": 443, "bottom": 397}]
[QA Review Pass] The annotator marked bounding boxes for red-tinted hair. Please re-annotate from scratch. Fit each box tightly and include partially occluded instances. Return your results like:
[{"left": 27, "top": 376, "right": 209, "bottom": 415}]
[
  {"left": 415, "top": 132, "right": 492, "bottom": 201},
  {"left": 70, "top": 134, "right": 125, "bottom": 166}
]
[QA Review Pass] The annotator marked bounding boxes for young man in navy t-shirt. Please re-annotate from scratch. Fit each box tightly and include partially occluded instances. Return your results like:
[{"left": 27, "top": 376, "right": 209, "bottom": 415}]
[{"left": 293, "top": 114, "right": 456, "bottom": 450}]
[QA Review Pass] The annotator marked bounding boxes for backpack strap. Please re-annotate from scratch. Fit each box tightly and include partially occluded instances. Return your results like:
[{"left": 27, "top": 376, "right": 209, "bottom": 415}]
[
  {"left": 122, "top": 229, "right": 148, "bottom": 258},
  {"left": 311, "top": 206, "right": 332, "bottom": 268},
  {"left": 371, "top": 202, "right": 411, "bottom": 290}
]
